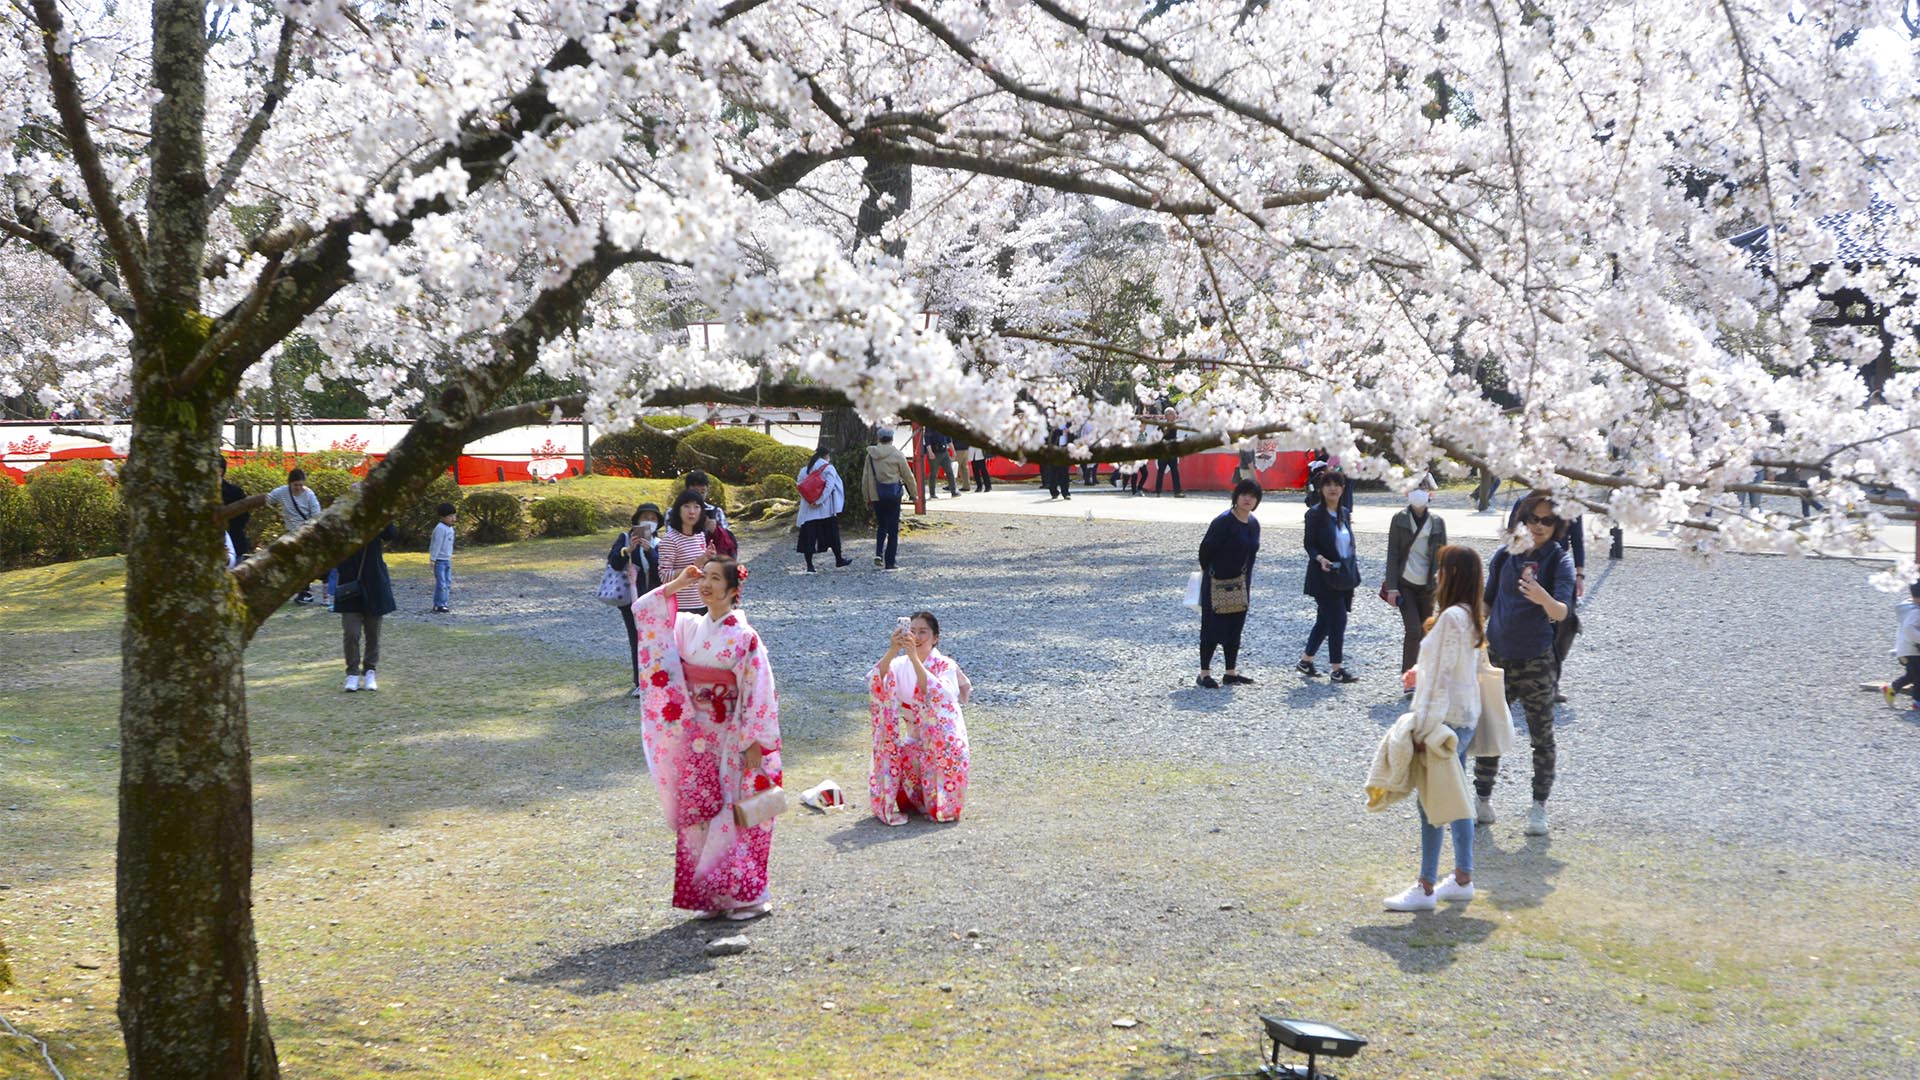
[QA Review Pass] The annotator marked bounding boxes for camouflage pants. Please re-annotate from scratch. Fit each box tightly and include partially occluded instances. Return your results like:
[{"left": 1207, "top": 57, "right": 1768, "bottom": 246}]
[{"left": 1473, "top": 651, "right": 1557, "bottom": 803}]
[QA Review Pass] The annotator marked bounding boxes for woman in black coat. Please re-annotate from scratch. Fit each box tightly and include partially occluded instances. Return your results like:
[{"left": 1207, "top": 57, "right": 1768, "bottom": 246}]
[
  {"left": 1298, "top": 469, "right": 1361, "bottom": 683},
  {"left": 336, "top": 521, "right": 398, "bottom": 692},
  {"left": 611, "top": 503, "right": 663, "bottom": 696},
  {"left": 1196, "top": 479, "right": 1263, "bottom": 688}
]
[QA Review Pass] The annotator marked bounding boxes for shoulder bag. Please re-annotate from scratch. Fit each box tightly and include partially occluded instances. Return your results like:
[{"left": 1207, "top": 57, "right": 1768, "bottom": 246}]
[
  {"left": 1209, "top": 569, "right": 1249, "bottom": 614},
  {"left": 334, "top": 546, "right": 370, "bottom": 603},
  {"left": 869, "top": 453, "right": 904, "bottom": 502},
  {"left": 596, "top": 533, "right": 637, "bottom": 607},
  {"left": 1467, "top": 647, "right": 1515, "bottom": 758},
  {"left": 797, "top": 464, "right": 829, "bottom": 504}
]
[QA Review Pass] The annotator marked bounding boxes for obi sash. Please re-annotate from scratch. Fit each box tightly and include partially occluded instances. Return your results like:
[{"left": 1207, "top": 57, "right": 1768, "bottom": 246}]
[{"left": 682, "top": 662, "right": 737, "bottom": 723}]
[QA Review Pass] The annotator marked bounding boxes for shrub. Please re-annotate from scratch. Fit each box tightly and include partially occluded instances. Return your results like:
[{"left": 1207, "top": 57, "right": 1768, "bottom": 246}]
[
  {"left": 673, "top": 426, "right": 780, "bottom": 483},
  {"left": 300, "top": 449, "right": 370, "bottom": 473},
  {"left": 304, "top": 467, "right": 357, "bottom": 508},
  {"left": 24, "top": 465, "right": 123, "bottom": 561},
  {"left": 463, "top": 489, "right": 527, "bottom": 543},
  {"left": 395, "top": 473, "right": 463, "bottom": 549},
  {"left": 742, "top": 444, "right": 815, "bottom": 485},
  {"left": 0, "top": 479, "right": 36, "bottom": 566},
  {"left": 529, "top": 494, "right": 598, "bottom": 536},
  {"left": 590, "top": 414, "right": 701, "bottom": 478},
  {"left": 756, "top": 473, "right": 799, "bottom": 503}
]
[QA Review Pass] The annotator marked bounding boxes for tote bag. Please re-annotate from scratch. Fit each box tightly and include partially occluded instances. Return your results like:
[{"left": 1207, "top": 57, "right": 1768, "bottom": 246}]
[{"left": 1467, "top": 648, "right": 1515, "bottom": 758}]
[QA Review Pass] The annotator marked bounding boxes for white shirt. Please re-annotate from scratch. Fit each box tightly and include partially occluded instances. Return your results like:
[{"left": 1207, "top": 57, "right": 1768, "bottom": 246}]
[
  {"left": 428, "top": 521, "right": 455, "bottom": 561},
  {"left": 1402, "top": 512, "right": 1434, "bottom": 586}
]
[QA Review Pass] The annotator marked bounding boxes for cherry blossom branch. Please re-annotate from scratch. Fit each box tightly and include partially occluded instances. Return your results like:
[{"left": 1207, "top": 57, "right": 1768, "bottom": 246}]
[
  {"left": 26, "top": 0, "right": 151, "bottom": 314},
  {"left": 0, "top": 197, "right": 137, "bottom": 322},
  {"left": 205, "top": 18, "right": 298, "bottom": 218}
]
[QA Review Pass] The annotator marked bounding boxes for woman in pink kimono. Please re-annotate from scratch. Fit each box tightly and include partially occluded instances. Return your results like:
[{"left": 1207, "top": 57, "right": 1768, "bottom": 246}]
[
  {"left": 634, "top": 559, "right": 781, "bottom": 920},
  {"left": 868, "top": 611, "right": 972, "bottom": 825}
]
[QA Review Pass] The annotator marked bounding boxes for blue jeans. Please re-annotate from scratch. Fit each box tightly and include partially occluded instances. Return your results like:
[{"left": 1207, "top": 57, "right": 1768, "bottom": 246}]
[
  {"left": 325, "top": 568, "right": 338, "bottom": 598},
  {"left": 871, "top": 499, "right": 901, "bottom": 568},
  {"left": 432, "top": 559, "right": 452, "bottom": 608},
  {"left": 1418, "top": 727, "right": 1475, "bottom": 883}
]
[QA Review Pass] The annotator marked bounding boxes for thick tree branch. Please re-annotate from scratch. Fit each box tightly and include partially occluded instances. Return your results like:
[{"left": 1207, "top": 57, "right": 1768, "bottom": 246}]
[
  {"left": 28, "top": 0, "right": 152, "bottom": 314},
  {"left": 0, "top": 194, "right": 137, "bottom": 322},
  {"left": 463, "top": 394, "right": 590, "bottom": 443}
]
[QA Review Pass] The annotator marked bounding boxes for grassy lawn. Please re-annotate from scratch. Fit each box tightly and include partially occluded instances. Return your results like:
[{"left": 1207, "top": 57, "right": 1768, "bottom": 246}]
[{"left": 4, "top": 552, "right": 1920, "bottom": 1078}]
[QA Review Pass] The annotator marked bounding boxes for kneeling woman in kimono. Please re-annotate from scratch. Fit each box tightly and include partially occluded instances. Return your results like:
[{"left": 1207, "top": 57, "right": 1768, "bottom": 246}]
[
  {"left": 868, "top": 611, "right": 972, "bottom": 825},
  {"left": 634, "top": 559, "right": 781, "bottom": 920}
]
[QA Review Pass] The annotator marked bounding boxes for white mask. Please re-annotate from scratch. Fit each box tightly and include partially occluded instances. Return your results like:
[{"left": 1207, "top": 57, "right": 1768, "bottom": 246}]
[
  {"left": 637, "top": 521, "right": 657, "bottom": 537},
  {"left": 1408, "top": 489, "right": 1430, "bottom": 509}
]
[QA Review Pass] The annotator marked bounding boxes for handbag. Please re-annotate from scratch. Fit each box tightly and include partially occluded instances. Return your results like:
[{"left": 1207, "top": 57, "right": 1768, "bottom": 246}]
[
  {"left": 596, "top": 533, "right": 636, "bottom": 607},
  {"left": 868, "top": 453, "right": 904, "bottom": 502},
  {"left": 797, "top": 464, "right": 829, "bottom": 503},
  {"left": 734, "top": 785, "right": 789, "bottom": 829},
  {"left": 334, "top": 547, "right": 370, "bottom": 602},
  {"left": 1209, "top": 572, "right": 1249, "bottom": 614},
  {"left": 1467, "top": 648, "right": 1515, "bottom": 758}
]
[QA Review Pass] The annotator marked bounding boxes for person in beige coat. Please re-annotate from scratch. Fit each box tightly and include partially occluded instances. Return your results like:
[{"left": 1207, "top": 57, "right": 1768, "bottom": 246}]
[
  {"left": 862, "top": 427, "right": 916, "bottom": 570},
  {"left": 1367, "top": 545, "right": 1497, "bottom": 912}
]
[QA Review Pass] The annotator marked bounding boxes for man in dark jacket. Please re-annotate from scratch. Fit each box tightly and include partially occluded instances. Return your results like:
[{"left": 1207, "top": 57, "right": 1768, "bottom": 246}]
[{"left": 1382, "top": 487, "right": 1448, "bottom": 678}]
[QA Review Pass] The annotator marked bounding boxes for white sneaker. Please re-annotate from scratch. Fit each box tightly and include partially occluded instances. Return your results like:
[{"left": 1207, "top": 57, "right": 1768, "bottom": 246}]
[
  {"left": 1525, "top": 802, "right": 1549, "bottom": 836},
  {"left": 1433, "top": 874, "right": 1475, "bottom": 902},
  {"left": 343, "top": 674, "right": 361, "bottom": 692},
  {"left": 1475, "top": 796, "right": 1495, "bottom": 825},
  {"left": 360, "top": 670, "right": 378, "bottom": 692},
  {"left": 1382, "top": 883, "right": 1437, "bottom": 912}
]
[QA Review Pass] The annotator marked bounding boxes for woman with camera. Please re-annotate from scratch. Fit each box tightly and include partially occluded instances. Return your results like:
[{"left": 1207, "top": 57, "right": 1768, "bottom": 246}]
[
  {"left": 868, "top": 611, "right": 973, "bottom": 825},
  {"left": 633, "top": 558, "right": 782, "bottom": 920},
  {"left": 610, "top": 503, "right": 663, "bottom": 697}
]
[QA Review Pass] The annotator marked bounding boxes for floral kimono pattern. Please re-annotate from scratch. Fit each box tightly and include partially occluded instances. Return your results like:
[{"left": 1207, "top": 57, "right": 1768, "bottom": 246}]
[
  {"left": 867, "top": 649, "right": 970, "bottom": 825},
  {"left": 634, "top": 584, "right": 781, "bottom": 912}
]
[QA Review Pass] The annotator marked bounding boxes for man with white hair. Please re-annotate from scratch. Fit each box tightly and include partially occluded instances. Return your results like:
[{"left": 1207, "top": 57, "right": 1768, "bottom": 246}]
[{"left": 862, "top": 427, "right": 915, "bottom": 570}]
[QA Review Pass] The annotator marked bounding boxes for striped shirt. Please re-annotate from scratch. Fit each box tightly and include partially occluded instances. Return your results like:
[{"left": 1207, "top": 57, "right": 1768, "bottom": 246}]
[{"left": 657, "top": 529, "right": 709, "bottom": 609}]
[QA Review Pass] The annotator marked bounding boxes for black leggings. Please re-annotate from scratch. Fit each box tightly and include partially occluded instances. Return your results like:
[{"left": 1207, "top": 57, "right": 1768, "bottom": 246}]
[
  {"left": 1894, "top": 655, "right": 1920, "bottom": 700},
  {"left": 1304, "top": 593, "right": 1348, "bottom": 664},
  {"left": 971, "top": 458, "right": 992, "bottom": 490},
  {"left": 1155, "top": 460, "right": 1182, "bottom": 494},
  {"left": 619, "top": 606, "right": 640, "bottom": 687},
  {"left": 1200, "top": 609, "right": 1248, "bottom": 670}
]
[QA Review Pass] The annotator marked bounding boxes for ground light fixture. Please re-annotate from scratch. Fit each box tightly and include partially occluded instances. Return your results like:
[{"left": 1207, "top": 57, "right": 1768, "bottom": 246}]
[{"left": 1256, "top": 1015, "right": 1367, "bottom": 1079}]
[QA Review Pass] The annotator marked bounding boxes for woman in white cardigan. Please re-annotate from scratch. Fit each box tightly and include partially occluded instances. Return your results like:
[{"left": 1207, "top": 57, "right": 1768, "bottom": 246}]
[
  {"left": 1380, "top": 545, "right": 1490, "bottom": 912},
  {"left": 796, "top": 450, "right": 853, "bottom": 572}
]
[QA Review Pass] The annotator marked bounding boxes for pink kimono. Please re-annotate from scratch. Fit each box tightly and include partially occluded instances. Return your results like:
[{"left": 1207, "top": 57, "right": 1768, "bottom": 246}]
[
  {"left": 867, "top": 650, "right": 971, "bottom": 824},
  {"left": 634, "top": 584, "right": 781, "bottom": 912}
]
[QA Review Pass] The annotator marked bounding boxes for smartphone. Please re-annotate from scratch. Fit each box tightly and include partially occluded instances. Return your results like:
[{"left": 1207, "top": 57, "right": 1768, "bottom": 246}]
[
  {"left": 896, "top": 616, "right": 912, "bottom": 633},
  {"left": 1521, "top": 563, "right": 1538, "bottom": 583}
]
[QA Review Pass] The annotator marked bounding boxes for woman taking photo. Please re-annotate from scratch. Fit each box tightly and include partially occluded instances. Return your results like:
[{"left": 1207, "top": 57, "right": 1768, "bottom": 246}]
[
  {"left": 1377, "top": 545, "right": 1490, "bottom": 911},
  {"left": 795, "top": 450, "right": 853, "bottom": 572},
  {"left": 611, "top": 503, "right": 663, "bottom": 697},
  {"left": 658, "top": 490, "right": 714, "bottom": 614},
  {"left": 868, "top": 611, "right": 973, "bottom": 825},
  {"left": 1299, "top": 469, "right": 1361, "bottom": 683},
  {"left": 1474, "top": 493, "right": 1577, "bottom": 837},
  {"left": 633, "top": 559, "right": 782, "bottom": 920},
  {"left": 1196, "top": 479, "right": 1262, "bottom": 688}
]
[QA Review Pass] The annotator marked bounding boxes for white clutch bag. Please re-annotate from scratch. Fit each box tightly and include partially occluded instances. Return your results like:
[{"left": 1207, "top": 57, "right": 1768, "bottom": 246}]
[{"left": 734, "top": 786, "right": 789, "bottom": 829}]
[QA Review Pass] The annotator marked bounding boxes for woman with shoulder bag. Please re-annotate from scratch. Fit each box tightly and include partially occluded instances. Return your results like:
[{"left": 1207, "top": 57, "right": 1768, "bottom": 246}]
[
  {"left": 335, "top": 518, "right": 399, "bottom": 692},
  {"left": 1299, "top": 469, "right": 1361, "bottom": 682},
  {"left": 1196, "top": 479, "right": 1263, "bottom": 688},
  {"left": 795, "top": 450, "right": 853, "bottom": 572},
  {"left": 611, "top": 503, "right": 663, "bottom": 698},
  {"left": 1373, "top": 545, "right": 1489, "bottom": 911}
]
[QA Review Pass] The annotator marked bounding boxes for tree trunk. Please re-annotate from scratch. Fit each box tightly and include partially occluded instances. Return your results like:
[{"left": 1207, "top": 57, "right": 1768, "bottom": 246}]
[{"left": 115, "top": 341, "right": 278, "bottom": 1079}]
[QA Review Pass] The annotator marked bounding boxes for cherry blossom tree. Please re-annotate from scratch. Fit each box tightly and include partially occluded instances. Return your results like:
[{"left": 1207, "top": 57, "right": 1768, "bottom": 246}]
[{"left": 3, "top": 0, "right": 1918, "bottom": 1074}]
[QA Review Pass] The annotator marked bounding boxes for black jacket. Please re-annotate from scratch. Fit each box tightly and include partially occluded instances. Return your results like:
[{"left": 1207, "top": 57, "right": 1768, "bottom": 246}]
[
  {"left": 607, "top": 530, "right": 661, "bottom": 592},
  {"left": 1302, "top": 503, "right": 1359, "bottom": 601},
  {"left": 334, "top": 523, "right": 398, "bottom": 617},
  {"left": 1197, "top": 511, "right": 1260, "bottom": 612}
]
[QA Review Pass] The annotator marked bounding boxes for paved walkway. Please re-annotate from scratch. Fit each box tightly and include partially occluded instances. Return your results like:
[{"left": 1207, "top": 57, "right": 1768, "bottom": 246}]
[{"left": 915, "top": 483, "right": 1918, "bottom": 557}]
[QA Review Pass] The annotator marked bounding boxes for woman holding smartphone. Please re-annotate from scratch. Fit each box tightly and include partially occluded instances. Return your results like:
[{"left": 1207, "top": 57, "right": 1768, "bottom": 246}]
[
  {"left": 1474, "top": 493, "right": 1576, "bottom": 837},
  {"left": 867, "top": 611, "right": 973, "bottom": 825}
]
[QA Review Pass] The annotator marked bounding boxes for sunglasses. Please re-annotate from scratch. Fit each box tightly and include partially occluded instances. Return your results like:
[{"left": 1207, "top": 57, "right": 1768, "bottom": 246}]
[{"left": 1526, "top": 514, "right": 1561, "bottom": 526}]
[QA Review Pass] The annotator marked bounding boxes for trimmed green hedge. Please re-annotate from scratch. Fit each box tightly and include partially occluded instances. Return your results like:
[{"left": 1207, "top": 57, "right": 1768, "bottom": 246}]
[
  {"left": 463, "top": 489, "right": 527, "bottom": 543},
  {"left": 743, "top": 444, "right": 815, "bottom": 485},
  {"left": 673, "top": 426, "right": 781, "bottom": 483},
  {"left": 20, "top": 465, "right": 123, "bottom": 562},
  {"left": 529, "top": 494, "right": 598, "bottom": 536},
  {"left": 0, "top": 478, "right": 38, "bottom": 566},
  {"left": 756, "top": 473, "right": 799, "bottom": 502},
  {"left": 589, "top": 414, "right": 701, "bottom": 478}
]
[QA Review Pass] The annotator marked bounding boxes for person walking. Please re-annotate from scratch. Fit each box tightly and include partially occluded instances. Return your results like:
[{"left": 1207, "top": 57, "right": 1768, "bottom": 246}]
[
  {"left": 428, "top": 502, "right": 457, "bottom": 612},
  {"left": 924, "top": 429, "right": 960, "bottom": 499},
  {"left": 949, "top": 436, "right": 972, "bottom": 495},
  {"left": 1196, "top": 479, "right": 1263, "bottom": 688},
  {"left": 1384, "top": 486, "right": 1448, "bottom": 682},
  {"left": 611, "top": 503, "right": 663, "bottom": 697},
  {"left": 796, "top": 450, "right": 852, "bottom": 572},
  {"left": 967, "top": 441, "right": 991, "bottom": 492},
  {"left": 659, "top": 491, "right": 714, "bottom": 614},
  {"left": 868, "top": 610, "right": 973, "bottom": 824},
  {"left": 1299, "top": 469, "right": 1361, "bottom": 683},
  {"left": 1884, "top": 582, "right": 1920, "bottom": 711},
  {"left": 1506, "top": 491, "right": 1586, "bottom": 701},
  {"left": 862, "top": 427, "right": 913, "bottom": 570},
  {"left": 266, "top": 467, "right": 325, "bottom": 604},
  {"left": 1370, "top": 545, "right": 1493, "bottom": 911},
  {"left": 633, "top": 559, "right": 782, "bottom": 920},
  {"left": 1474, "top": 493, "right": 1577, "bottom": 836},
  {"left": 1042, "top": 421, "right": 1073, "bottom": 500},
  {"left": 336, "top": 518, "right": 398, "bottom": 692},
  {"left": 1154, "top": 409, "right": 1183, "bottom": 497}
]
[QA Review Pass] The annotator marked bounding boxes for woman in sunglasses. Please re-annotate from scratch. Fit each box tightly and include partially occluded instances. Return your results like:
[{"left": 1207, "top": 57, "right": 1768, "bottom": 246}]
[{"left": 1474, "top": 494, "right": 1576, "bottom": 837}]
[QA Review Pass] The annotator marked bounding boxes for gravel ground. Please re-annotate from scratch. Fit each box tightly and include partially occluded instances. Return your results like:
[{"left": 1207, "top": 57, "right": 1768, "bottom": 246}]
[{"left": 388, "top": 493, "right": 1919, "bottom": 869}]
